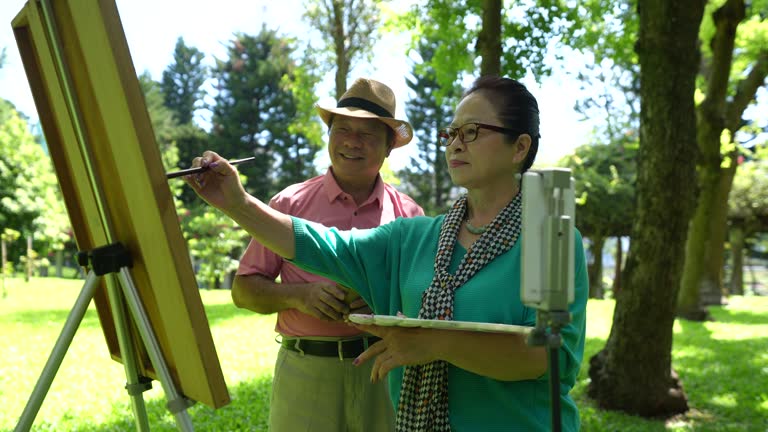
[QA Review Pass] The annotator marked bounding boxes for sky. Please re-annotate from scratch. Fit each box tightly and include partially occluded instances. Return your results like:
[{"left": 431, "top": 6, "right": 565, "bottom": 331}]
[{"left": 0, "top": 0, "right": 594, "bottom": 171}]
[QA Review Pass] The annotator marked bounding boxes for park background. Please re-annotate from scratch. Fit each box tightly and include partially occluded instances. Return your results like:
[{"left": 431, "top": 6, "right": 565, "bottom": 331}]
[{"left": 1, "top": 0, "right": 767, "bottom": 430}]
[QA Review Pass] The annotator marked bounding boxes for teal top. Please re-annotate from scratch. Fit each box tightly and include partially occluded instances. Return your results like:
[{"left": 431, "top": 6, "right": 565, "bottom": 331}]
[{"left": 290, "top": 215, "right": 588, "bottom": 431}]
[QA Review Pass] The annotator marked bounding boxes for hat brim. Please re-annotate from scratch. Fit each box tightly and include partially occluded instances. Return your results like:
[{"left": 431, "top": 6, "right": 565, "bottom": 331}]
[{"left": 316, "top": 104, "right": 413, "bottom": 148}]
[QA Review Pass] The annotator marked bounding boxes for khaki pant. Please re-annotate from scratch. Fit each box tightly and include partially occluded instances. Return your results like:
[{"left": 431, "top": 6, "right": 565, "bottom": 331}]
[{"left": 268, "top": 344, "right": 395, "bottom": 432}]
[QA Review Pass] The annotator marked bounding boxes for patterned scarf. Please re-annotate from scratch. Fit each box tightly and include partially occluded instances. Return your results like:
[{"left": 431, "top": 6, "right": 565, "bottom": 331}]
[{"left": 395, "top": 193, "right": 523, "bottom": 432}]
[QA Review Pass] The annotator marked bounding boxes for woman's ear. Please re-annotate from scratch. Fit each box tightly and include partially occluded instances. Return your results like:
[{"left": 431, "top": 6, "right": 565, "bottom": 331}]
[{"left": 512, "top": 134, "right": 532, "bottom": 164}]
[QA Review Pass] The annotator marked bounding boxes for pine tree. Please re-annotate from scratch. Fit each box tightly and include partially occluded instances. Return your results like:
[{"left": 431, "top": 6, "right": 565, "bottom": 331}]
[
  {"left": 161, "top": 37, "right": 207, "bottom": 125},
  {"left": 210, "top": 27, "right": 319, "bottom": 200},
  {"left": 398, "top": 39, "right": 460, "bottom": 216}
]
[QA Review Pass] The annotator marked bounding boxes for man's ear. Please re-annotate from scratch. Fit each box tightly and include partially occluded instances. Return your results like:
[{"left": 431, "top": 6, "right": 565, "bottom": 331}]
[{"left": 513, "top": 134, "right": 532, "bottom": 164}]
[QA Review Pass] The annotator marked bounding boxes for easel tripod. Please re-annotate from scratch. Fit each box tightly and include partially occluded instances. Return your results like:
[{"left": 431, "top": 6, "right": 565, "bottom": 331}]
[{"left": 15, "top": 243, "right": 195, "bottom": 432}]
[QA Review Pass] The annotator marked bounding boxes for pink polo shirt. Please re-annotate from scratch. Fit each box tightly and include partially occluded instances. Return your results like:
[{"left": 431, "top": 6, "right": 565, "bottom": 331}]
[{"left": 237, "top": 168, "right": 424, "bottom": 337}]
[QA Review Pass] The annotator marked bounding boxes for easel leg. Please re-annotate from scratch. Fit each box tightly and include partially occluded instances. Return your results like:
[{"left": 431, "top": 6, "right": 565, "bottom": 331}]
[
  {"left": 15, "top": 272, "right": 100, "bottom": 432},
  {"left": 117, "top": 268, "right": 195, "bottom": 431},
  {"left": 105, "top": 274, "right": 151, "bottom": 432}
]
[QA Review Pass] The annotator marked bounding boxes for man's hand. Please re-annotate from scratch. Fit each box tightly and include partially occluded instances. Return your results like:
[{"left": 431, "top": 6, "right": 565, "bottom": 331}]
[
  {"left": 345, "top": 290, "right": 373, "bottom": 316},
  {"left": 293, "top": 282, "right": 350, "bottom": 321}
]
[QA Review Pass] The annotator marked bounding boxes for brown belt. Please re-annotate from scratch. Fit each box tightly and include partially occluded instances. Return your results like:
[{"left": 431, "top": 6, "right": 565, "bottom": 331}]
[{"left": 281, "top": 336, "right": 381, "bottom": 359}]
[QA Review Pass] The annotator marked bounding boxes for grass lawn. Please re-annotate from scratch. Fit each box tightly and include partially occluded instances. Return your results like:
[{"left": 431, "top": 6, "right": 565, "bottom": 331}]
[{"left": 1, "top": 277, "right": 766, "bottom": 431}]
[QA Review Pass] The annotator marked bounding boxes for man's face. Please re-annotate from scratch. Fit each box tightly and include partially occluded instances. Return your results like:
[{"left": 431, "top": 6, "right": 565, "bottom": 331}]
[{"left": 328, "top": 116, "right": 392, "bottom": 183}]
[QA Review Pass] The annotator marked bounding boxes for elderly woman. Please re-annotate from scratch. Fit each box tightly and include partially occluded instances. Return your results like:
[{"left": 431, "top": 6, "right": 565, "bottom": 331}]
[{"left": 186, "top": 76, "right": 588, "bottom": 432}]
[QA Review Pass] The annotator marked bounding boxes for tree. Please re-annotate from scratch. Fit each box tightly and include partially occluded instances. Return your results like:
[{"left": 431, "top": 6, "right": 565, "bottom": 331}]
[
  {"left": 183, "top": 206, "right": 249, "bottom": 289},
  {"left": 273, "top": 43, "right": 324, "bottom": 193},
  {"left": 588, "top": 0, "right": 705, "bottom": 417},
  {"left": 728, "top": 146, "right": 768, "bottom": 294},
  {"left": 399, "top": 0, "right": 579, "bottom": 98},
  {"left": 137, "top": 73, "right": 181, "bottom": 171},
  {"left": 159, "top": 37, "right": 211, "bottom": 209},
  {"left": 398, "top": 38, "right": 461, "bottom": 216},
  {"left": 161, "top": 37, "right": 207, "bottom": 125},
  {"left": 303, "top": 0, "right": 381, "bottom": 99},
  {"left": 678, "top": 0, "right": 768, "bottom": 319},
  {"left": 477, "top": 0, "right": 502, "bottom": 76},
  {"left": 0, "top": 99, "right": 69, "bottom": 271},
  {"left": 561, "top": 138, "right": 637, "bottom": 298},
  {"left": 210, "top": 28, "right": 310, "bottom": 200}
]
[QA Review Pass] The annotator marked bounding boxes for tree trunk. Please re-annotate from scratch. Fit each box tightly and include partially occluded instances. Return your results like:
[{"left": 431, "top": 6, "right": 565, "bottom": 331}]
[
  {"left": 1, "top": 237, "right": 6, "bottom": 297},
  {"left": 612, "top": 236, "right": 623, "bottom": 296},
  {"left": 1, "top": 237, "right": 6, "bottom": 276},
  {"left": 477, "top": 0, "right": 502, "bottom": 76},
  {"left": 587, "top": 236, "right": 605, "bottom": 299},
  {"left": 331, "top": 0, "right": 348, "bottom": 100},
  {"left": 678, "top": 0, "right": 764, "bottom": 319},
  {"left": 700, "top": 152, "right": 739, "bottom": 305},
  {"left": 728, "top": 226, "right": 744, "bottom": 295},
  {"left": 55, "top": 249, "right": 64, "bottom": 278},
  {"left": 25, "top": 235, "right": 33, "bottom": 283},
  {"left": 588, "top": 0, "right": 704, "bottom": 417}
]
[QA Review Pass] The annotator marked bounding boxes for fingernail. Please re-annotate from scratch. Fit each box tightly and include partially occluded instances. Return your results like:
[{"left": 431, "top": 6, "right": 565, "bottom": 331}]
[
  {"left": 353, "top": 357, "right": 360, "bottom": 366},
  {"left": 202, "top": 158, "right": 208, "bottom": 165},
  {"left": 209, "top": 162, "right": 219, "bottom": 168}
]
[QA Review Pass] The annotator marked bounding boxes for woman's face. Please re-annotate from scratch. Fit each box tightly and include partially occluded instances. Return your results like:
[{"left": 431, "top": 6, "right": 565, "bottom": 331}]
[{"left": 444, "top": 92, "right": 530, "bottom": 190}]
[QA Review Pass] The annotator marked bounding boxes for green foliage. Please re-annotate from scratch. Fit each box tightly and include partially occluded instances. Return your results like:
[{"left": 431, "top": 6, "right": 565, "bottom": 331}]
[
  {"left": 303, "top": 0, "right": 381, "bottom": 98},
  {"left": 729, "top": 146, "right": 768, "bottom": 226},
  {"left": 137, "top": 73, "right": 181, "bottom": 171},
  {"left": 211, "top": 27, "right": 318, "bottom": 201},
  {"left": 173, "top": 123, "right": 211, "bottom": 208},
  {"left": 567, "top": 0, "right": 640, "bottom": 143},
  {"left": 182, "top": 206, "right": 249, "bottom": 289},
  {"left": 398, "top": 37, "right": 461, "bottom": 216},
  {"left": 0, "top": 99, "right": 69, "bottom": 260},
  {"left": 2, "top": 280, "right": 767, "bottom": 430},
  {"left": 273, "top": 43, "right": 323, "bottom": 193},
  {"left": 394, "top": 0, "right": 587, "bottom": 101},
  {"left": 161, "top": 37, "right": 208, "bottom": 125},
  {"left": 157, "top": 38, "right": 212, "bottom": 209},
  {"left": 560, "top": 137, "right": 638, "bottom": 238},
  {"left": 698, "top": 0, "right": 768, "bottom": 97}
]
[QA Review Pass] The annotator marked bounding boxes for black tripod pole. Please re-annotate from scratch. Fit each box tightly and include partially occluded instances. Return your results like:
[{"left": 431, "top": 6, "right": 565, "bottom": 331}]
[{"left": 548, "top": 330, "right": 562, "bottom": 432}]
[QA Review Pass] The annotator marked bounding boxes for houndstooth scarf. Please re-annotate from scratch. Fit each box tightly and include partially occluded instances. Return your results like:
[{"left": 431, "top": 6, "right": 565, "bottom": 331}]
[{"left": 395, "top": 193, "right": 523, "bottom": 432}]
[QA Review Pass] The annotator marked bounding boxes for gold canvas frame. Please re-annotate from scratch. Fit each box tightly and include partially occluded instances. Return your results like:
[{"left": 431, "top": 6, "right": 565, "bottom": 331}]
[{"left": 12, "top": 0, "right": 229, "bottom": 408}]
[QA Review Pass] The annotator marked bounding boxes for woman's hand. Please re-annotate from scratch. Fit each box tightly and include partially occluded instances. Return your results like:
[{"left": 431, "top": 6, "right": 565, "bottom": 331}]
[
  {"left": 352, "top": 323, "right": 440, "bottom": 383},
  {"left": 183, "top": 151, "right": 248, "bottom": 213}
]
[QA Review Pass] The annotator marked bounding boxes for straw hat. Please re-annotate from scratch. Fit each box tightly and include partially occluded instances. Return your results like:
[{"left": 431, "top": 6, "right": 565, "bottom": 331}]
[{"left": 316, "top": 78, "right": 414, "bottom": 148}]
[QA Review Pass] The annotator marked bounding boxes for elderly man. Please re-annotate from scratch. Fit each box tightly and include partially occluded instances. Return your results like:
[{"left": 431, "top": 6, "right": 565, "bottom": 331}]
[{"left": 233, "top": 77, "right": 424, "bottom": 432}]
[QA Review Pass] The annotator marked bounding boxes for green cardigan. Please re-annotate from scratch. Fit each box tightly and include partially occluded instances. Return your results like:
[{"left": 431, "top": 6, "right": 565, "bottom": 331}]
[{"left": 290, "top": 214, "right": 588, "bottom": 432}]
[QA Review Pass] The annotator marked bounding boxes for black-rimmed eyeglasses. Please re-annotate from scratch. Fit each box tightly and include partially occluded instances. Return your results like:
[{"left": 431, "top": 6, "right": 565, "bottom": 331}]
[{"left": 437, "top": 122, "right": 523, "bottom": 147}]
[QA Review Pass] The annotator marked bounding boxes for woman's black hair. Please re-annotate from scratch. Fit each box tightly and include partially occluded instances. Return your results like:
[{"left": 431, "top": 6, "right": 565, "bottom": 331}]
[{"left": 462, "top": 75, "right": 540, "bottom": 173}]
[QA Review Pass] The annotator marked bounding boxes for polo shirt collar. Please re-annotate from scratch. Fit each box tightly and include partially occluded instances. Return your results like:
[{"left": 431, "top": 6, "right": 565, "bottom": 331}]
[{"left": 323, "top": 168, "right": 384, "bottom": 209}]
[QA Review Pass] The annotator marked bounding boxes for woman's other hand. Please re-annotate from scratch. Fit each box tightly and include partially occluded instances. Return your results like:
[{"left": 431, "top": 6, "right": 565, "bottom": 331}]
[{"left": 351, "top": 322, "right": 440, "bottom": 383}]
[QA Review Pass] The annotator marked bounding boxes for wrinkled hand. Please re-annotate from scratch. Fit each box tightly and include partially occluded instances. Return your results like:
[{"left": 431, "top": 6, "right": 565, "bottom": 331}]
[
  {"left": 345, "top": 291, "right": 373, "bottom": 316},
  {"left": 183, "top": 151, "right": 247, "bottom": 212},
  {"left": 351, "top": 322, "right": 438, "bottom": 383},
  {"left": 295, "top": 282, "right": 351, "bottom": 321}
]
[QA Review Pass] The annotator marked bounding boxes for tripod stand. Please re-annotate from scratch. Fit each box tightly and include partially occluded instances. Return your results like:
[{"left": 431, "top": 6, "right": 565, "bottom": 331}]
[
  {"left": 521, "top": 169, "right": 576, "bottom": 432},
  {"left": 15, "top": 243, "right": 195, "bottom": 432}
]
